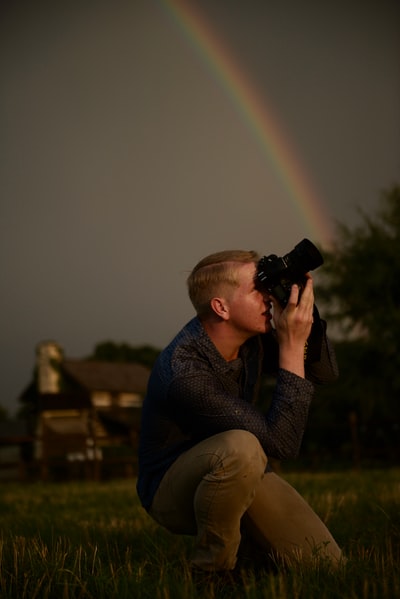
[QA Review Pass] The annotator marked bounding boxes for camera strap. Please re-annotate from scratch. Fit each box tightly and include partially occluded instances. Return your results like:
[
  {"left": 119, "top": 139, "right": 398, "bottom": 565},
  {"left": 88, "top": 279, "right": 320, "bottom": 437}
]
[{"left": 305, "top": 304, "right": 324, "bottom": 363}]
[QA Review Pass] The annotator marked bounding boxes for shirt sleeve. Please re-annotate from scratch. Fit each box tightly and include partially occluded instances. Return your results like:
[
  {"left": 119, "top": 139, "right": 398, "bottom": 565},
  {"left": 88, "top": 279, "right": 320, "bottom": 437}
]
[{"left": 168, "top": 366, "right": 314, "bottom": 460}]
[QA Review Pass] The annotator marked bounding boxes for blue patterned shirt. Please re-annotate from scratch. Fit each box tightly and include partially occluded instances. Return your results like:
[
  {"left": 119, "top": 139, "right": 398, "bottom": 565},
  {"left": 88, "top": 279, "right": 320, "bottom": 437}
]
[{"left": 137, "top": 316, "right": 338, "bottom": 509}]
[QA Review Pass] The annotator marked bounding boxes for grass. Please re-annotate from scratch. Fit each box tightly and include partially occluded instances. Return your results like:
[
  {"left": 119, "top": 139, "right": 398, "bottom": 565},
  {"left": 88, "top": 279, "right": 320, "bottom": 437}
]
[{"left": 0, "top": 469, "right": 399, "bottom": 598}]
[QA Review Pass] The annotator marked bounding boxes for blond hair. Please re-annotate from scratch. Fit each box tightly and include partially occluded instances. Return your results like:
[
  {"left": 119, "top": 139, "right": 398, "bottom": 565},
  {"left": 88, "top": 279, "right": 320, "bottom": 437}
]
[{"left": 187, "top": 250, "right": 259, "bottom": 316}]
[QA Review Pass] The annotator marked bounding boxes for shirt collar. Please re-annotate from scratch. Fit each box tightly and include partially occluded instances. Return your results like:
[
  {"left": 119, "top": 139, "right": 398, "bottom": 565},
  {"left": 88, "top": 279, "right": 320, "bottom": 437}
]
[{"left": 191, "top": 316, "right": 248, "bottom": 377}]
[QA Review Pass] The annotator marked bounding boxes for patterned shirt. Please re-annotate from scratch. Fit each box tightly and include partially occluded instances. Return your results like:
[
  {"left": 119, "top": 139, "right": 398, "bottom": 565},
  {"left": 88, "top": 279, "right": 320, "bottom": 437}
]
[{"left": 136, "top": 316, "right": 338, "bottom": 509}]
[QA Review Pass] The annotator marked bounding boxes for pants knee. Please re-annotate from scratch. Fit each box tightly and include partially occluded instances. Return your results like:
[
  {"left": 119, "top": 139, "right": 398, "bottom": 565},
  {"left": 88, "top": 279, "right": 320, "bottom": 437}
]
[{"left": 215, "top": 430, "right": 267, "bottom": 479}]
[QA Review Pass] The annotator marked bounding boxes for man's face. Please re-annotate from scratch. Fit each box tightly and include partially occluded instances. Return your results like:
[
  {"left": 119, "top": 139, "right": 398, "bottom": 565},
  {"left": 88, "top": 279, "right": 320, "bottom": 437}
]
[{"left": 225, "top": 262, "right": 273, "bottom": 337}]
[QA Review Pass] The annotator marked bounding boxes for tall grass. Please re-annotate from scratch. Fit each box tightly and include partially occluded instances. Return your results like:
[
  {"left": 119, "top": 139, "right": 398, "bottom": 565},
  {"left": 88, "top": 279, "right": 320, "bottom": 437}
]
[{"left": 0, "top": 469, "right": 399, "bottom": 598}]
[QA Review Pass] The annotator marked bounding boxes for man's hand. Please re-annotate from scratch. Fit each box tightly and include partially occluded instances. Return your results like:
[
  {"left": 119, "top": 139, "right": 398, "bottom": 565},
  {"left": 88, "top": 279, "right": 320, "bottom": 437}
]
[{"left": 272, "top": 274, "right": 314, "bottom": 378}]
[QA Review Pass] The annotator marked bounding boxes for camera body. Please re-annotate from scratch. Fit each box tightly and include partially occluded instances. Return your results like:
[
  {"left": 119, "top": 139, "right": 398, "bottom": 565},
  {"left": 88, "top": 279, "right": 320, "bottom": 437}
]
[{"left": 256, "top": 238, "right": 323, "bottom": 306}]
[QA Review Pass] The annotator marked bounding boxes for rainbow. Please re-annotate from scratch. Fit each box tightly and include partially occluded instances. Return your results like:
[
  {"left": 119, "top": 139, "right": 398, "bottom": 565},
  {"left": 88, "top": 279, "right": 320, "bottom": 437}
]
[{"left": 160, "top": 0, "right": 334, "bottom": 246}]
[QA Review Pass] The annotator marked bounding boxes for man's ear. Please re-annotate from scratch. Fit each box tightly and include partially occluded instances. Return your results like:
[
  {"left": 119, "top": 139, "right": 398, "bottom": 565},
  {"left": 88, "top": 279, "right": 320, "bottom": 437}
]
[{"left": 210, "top": 297, "right": 230, "bottom": 320}]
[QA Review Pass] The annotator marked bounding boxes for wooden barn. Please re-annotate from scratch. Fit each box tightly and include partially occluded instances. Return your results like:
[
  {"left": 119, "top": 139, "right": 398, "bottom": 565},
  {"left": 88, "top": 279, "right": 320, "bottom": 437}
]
[{"left": 19, "top": 341, "right": 150, "bottom": 481}]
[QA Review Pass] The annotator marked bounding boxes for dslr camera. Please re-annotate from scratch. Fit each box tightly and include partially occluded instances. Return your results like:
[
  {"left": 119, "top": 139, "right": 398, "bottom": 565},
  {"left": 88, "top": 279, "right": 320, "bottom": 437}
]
[{"left": 256, "top": 238, "right": 323, "bottom": 306}]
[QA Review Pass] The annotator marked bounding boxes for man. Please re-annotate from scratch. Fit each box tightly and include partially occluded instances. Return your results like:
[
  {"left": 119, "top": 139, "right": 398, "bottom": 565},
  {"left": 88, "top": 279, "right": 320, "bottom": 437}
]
[{"left": 137, "top": 249, "right": 342, "bottom": 572}]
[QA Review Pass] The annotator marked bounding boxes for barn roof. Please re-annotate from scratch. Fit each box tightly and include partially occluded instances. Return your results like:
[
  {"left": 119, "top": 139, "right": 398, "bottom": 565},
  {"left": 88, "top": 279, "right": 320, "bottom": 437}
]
[{"left": 62, "top": 360, "right": 150, "bottom": 394}]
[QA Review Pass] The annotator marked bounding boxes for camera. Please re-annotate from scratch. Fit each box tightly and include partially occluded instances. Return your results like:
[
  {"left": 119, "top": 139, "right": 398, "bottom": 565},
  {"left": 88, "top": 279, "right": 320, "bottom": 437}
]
[{"left": 256, "top": 238, "right": 323, "bottom": 306}]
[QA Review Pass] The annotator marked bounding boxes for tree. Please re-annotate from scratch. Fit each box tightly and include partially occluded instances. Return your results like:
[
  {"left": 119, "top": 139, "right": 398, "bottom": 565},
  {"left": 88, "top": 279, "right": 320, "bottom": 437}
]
[
  {"left": 317, "top": 185, "right": 400, "bottom": 426},
  {"left": 89, "top": 341, "right": 161, "bottom": 369},
  {"left": 319, "top": 185, "right": 400, "bottom": 343}
]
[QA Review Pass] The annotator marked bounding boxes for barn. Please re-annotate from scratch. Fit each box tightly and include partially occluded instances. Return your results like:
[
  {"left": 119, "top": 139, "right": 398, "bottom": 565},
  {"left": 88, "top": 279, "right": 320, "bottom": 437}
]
[{"left": 18, "top": 341, "right": 150, "bottom": 480}]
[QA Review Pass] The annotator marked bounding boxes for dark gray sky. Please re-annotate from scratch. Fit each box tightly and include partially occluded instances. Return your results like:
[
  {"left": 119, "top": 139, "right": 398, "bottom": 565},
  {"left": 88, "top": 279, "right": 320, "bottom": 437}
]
[{"left": 1, "top": 0, "right": 399, "bottom": 414}]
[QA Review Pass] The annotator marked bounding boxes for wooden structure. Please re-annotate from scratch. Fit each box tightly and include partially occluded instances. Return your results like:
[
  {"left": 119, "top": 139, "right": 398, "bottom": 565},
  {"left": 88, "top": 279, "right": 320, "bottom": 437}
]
[{"left": 18, "top": 341, "right": 150, "bottom": 481}]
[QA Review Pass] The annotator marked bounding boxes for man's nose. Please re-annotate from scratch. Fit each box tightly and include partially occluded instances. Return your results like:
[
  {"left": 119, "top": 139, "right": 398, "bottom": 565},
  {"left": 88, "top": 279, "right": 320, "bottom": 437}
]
[{"left": 261, "top": 291, "right": 271, "bottom": 303}]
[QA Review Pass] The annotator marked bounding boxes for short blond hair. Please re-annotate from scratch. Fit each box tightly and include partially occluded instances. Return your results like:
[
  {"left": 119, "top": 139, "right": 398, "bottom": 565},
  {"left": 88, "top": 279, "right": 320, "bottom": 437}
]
[{"left": 187, "top": 250, "right": 259, "bottom": 316}]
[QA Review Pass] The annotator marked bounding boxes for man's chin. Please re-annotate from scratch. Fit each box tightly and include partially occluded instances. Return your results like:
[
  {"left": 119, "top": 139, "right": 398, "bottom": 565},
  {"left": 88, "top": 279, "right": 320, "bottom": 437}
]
[{"left": 261, "top": 320, "right": 273, "bottom": 334}]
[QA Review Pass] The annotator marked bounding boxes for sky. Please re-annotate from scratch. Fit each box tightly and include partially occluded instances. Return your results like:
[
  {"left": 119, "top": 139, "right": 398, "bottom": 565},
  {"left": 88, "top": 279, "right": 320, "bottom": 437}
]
[{"left": 1, "top": 0, "right": 399, "bottom": 415}]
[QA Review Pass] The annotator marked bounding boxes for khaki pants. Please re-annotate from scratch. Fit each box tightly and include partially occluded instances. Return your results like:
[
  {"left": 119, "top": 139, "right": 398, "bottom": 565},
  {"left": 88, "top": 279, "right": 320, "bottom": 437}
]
[{"left": 149, "top": 430, "right": 342, "bottom": 571}]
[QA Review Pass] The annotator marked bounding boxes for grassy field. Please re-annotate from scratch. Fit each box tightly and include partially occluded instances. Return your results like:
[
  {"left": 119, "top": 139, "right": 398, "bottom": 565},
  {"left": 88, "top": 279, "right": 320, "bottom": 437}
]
[{"left": 0, "top": 468, "right": 399, "bottom": 598}]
